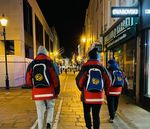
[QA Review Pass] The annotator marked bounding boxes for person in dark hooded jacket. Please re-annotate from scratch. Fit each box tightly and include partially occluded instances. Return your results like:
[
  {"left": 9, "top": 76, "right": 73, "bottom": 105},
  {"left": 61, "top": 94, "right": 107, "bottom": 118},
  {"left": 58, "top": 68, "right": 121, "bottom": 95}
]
[{"left": 106, "top": 59, "right": 128, "bottom": 123}]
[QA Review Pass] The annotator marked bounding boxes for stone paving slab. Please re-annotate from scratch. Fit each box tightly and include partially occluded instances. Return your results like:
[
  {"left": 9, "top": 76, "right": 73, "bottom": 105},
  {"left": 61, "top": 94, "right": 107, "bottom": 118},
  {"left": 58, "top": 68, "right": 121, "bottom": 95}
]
[{"left": 0, "top": 88, "right": 36, "bottom": 129}]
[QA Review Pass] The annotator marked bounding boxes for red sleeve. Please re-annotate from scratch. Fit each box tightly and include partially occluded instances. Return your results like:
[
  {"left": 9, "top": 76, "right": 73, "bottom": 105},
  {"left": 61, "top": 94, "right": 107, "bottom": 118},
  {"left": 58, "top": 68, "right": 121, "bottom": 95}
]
[
  {"left": 25, "top": 68, "right": 32, "bottom": 87},
  {"left": 103, "top": 72, "right": 111, "bottom": 88},
  {"left": 75, "top": 65, "right": 87, "bottom": 91},
  {"left": 78, "top": 72, "right": 88, "bottom": 90}
]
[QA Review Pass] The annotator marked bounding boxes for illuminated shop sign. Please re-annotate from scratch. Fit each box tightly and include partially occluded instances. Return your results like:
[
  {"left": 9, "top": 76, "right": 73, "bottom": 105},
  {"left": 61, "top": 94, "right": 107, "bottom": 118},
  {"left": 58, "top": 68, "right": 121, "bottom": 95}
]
[
  {"left": 103, "top": 17, "right": 139, "bottom": 49},
  {"left": 111, "top": 7, "right": 139, "bottom": 17},
  {"left": 145, "top": 9, "right": 150, "bottom": 14}
]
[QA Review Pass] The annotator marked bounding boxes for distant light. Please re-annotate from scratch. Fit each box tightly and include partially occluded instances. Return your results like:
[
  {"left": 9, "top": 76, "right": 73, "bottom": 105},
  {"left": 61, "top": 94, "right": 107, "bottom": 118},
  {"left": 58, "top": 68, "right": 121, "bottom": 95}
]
[
  {"left": 82, "top": 37, "right": 86, "bottom": 43},
  {"left": 111, "top": 7, "right": 139, "bottom": 17},
  {"left": 0, "top": 16, "right": 8, "bottom": 27}
]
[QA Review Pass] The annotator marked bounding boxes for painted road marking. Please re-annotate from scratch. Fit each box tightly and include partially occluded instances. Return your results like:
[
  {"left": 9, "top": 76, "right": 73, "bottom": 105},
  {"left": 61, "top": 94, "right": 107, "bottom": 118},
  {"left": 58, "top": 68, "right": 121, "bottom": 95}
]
[
  {"left": 52, "top": 99, "right": 63, "bottom": 129},
  {"left": 30, "top": 119, "right": 38, "bottom": 129}
]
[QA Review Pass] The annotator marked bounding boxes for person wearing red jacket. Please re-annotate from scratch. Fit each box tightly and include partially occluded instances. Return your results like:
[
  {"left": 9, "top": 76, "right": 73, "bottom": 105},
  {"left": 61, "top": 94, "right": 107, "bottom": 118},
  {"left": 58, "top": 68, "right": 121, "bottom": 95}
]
[
  {"left": 26, "top": 46, "right": 60, "bottom": 129},
  {"left": 106, "top": 59, "right": 128, "bottom": 123},
  {"left": 75, "top": 43, "right": 111, "bottom": 129}
]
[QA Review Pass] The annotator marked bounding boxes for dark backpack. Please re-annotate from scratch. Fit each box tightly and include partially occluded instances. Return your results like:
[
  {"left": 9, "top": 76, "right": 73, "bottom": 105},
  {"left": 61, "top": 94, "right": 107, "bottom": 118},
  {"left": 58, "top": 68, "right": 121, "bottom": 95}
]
[
  {"left": 32, "top": 61, "right": 50, "bottom": 88},
  {"left": 86, "top": 68, "right": 104, "bottom": 92},
  {"left": 112, "top": 70, "right": 124, "bottom": 87}
]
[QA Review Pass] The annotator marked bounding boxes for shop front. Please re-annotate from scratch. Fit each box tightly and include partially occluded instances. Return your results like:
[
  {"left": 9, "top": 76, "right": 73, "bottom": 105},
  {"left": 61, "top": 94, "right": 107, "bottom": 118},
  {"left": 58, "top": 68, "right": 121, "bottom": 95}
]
[{"left": 103, "top": 17, "right": 139, "bottom": 99}]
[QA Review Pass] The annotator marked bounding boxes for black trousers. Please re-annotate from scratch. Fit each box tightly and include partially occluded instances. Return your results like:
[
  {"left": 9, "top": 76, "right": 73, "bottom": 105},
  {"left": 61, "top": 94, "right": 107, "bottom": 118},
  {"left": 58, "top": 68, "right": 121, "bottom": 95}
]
[
  {"left": 83, "top": 102, "right": 101, "bottom": 129},
  {"left": 106, "top": 95, "right": 119, "bottom": 119}
]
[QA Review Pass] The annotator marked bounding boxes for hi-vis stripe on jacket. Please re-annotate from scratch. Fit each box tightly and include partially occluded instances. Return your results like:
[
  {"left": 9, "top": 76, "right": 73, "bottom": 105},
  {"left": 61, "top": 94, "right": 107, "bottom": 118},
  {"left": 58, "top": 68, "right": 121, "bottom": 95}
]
[
  {"left": 25, "top": 54, "right": 60, "bottom": 100},
  {"left": 75, "top": 60, "right": 111, "bottom": 104}
]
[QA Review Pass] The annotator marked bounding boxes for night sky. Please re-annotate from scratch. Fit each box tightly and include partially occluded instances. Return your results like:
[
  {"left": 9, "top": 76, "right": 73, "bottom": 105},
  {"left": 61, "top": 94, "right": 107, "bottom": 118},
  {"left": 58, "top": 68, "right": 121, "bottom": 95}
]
[{"left": 36, "top": 0, "right": 90, "bottom": 58}]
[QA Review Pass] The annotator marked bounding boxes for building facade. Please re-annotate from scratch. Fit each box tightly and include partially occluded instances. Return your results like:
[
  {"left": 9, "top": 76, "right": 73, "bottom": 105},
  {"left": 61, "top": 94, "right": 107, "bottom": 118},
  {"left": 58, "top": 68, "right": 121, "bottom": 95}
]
[
  {"left": 84, "top": 0, "right": 150, "bottom": 109},
  {"left": 0, "top": 0, "right": 60, "bottom": 87}
]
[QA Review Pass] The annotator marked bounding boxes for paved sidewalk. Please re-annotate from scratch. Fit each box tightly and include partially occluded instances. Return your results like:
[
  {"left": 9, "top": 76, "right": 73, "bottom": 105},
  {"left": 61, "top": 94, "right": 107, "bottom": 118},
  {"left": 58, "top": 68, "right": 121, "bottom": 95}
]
[
  {"left": 55, "top": 73, "right": 115, "bottom": 129},
  {"left": 116, "top": 95, "right": 150, "bottom": 129},
  {"left": 0, "top": 88, "right": 36, "bottom": 129}
]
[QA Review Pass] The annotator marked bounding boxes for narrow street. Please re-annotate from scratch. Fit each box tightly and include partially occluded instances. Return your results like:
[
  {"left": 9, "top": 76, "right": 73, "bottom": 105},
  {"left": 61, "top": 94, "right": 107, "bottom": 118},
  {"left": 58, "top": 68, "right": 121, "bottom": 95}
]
[{"left": 55, "top": 72, "right": 114, "bottom": 129}]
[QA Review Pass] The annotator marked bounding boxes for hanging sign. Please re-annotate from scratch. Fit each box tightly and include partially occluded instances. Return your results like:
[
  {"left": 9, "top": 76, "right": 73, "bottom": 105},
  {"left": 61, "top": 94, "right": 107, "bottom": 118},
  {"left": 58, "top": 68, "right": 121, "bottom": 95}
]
[{"left": 111, "top": 7, "right": 139, "bottom": 17}]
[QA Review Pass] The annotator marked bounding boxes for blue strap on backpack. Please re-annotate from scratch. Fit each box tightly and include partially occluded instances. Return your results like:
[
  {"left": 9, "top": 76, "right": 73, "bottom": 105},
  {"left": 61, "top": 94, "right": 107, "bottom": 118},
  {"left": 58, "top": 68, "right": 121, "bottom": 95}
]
[{"left": 86, "top": 68, "right": 104, "bottom": 92}]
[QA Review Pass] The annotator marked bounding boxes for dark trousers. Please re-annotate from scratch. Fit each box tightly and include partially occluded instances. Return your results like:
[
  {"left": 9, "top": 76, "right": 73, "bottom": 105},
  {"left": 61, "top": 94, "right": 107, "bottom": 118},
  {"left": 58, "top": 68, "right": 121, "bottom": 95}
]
[
  {"left": 83, "top": 102, "right": 101, "bottom": 129},
  {"left": 106, "top": 95, "right": 119, "bottom": 119}
]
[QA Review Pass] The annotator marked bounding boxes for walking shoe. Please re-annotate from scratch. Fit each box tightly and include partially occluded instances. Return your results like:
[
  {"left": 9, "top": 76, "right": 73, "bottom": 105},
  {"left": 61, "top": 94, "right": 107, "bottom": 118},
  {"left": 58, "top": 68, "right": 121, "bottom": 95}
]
[
  {"left": 46, "top": 123, "right": 51, "bottom": 129},
  {"left": 109, "top": 118, "right": 114, "bottom": 123}
]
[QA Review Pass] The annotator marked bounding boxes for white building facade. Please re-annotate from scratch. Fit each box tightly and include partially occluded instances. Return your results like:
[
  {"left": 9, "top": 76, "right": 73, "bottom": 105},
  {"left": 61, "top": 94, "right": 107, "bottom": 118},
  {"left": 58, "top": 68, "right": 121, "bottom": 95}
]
[{"left": 0, "top": 0, "right": 59, "bottom": 87}]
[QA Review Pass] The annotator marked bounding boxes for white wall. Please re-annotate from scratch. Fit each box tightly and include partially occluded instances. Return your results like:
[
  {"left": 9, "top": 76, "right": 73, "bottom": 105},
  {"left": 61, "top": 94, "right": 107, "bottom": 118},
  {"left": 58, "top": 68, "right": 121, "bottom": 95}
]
[{"left": 0, "top": 55, "right": 32, "bottom": 87}]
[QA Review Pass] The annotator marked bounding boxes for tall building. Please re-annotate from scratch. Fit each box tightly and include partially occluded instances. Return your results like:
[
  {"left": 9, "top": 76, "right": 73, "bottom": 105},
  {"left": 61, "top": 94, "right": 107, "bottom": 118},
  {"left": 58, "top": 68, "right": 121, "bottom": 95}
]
[{"left": 0, "top": 0, "right": 59, "bottom": 87}]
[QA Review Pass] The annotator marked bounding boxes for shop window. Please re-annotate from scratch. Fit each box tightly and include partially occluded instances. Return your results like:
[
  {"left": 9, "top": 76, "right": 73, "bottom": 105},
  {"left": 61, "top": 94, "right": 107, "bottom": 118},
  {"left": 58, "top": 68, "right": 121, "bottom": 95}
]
[
  {"left": 126, "top": 41, "right": 135, "bottom": 61},
  {"left": 113, "top": 43, "right": 135, "bottom": 93}
]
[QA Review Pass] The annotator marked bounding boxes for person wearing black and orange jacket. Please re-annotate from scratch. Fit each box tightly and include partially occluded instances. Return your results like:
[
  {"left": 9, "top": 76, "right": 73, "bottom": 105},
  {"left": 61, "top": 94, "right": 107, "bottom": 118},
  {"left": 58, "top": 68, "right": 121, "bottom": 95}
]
[
  {"left": 26, "top": 46, "right": 60, "bottom": 129},
  {"left": 75, "top": 43, "right": 111, "bottom": 129},
  {"left": 106, "top": 59, "right": 128, "bottom": 123}
]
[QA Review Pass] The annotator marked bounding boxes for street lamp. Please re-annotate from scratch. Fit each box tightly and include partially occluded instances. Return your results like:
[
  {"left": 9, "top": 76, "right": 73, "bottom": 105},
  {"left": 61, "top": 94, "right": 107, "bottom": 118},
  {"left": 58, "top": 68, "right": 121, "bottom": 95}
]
[{"left": 0, "top": 14, "right": 9, "bottom": 89}]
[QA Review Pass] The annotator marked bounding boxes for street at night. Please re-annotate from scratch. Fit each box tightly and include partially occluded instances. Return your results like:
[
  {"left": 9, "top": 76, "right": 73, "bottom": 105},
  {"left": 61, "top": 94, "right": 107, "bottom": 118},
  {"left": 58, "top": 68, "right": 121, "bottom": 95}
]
[{"left": 0, "top": 0, "right": 150, "bottom": 129}]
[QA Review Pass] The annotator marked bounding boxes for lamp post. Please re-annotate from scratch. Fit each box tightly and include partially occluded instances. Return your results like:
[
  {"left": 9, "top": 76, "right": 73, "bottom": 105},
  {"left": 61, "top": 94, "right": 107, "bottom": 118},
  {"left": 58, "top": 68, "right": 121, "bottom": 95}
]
[{"left": 0, "top": 14, "right": 9, "bottom": 89}]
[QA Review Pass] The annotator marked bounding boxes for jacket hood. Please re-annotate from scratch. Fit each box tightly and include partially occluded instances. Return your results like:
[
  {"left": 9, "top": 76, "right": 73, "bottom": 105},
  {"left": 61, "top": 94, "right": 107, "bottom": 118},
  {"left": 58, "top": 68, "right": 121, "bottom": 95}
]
[
  {"left": 108, "top": 59, "right": 120, "bottom": 70},
  {"left": 35, "top": 54, "right": 51, "bottom": 61}
]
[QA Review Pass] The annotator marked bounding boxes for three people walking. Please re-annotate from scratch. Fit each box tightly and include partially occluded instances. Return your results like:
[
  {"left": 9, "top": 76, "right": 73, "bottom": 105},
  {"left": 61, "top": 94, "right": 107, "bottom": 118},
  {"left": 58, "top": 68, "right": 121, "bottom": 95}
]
[{"left": 25, "top": 45, "right": 128, "bottom": 129}]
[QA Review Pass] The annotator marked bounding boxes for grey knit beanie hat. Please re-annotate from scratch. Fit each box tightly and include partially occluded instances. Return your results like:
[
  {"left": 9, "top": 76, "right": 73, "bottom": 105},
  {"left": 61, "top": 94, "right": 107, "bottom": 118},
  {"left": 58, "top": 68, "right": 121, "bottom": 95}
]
[{"left": 37, "top": 45, "right": 47, "bottom": 55}]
